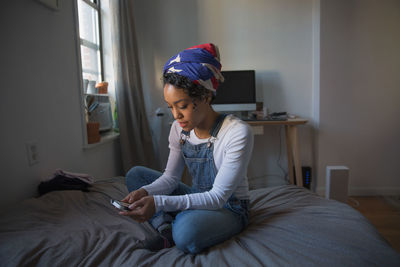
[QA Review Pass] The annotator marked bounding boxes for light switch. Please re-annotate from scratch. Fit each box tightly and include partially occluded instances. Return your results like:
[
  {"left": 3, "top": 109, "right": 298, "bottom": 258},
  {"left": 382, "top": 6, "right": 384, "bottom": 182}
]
[{"left": 251, "top": 126, "right": 264, "bottom": 135}]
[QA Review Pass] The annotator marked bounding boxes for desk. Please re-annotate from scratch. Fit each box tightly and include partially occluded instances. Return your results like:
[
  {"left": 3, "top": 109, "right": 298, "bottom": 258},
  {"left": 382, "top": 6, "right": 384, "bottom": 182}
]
[{"left": 246, "top": 118, "right": 308, "bottom": 187}]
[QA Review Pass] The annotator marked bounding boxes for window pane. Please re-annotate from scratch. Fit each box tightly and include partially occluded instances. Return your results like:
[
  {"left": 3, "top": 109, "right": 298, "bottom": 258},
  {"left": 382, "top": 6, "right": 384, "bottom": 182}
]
[
  {"left": 77, "top": 1, "right": 99, "bottom": 45},
  {"left": 81, "top": 45, "right": 101, "bottom": 82}
]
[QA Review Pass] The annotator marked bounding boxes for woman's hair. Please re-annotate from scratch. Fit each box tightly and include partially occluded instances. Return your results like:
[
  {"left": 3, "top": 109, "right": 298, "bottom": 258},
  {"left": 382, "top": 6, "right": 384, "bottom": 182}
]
[{"left": 163, "top": 73, "right": 215, "bottom": 103}]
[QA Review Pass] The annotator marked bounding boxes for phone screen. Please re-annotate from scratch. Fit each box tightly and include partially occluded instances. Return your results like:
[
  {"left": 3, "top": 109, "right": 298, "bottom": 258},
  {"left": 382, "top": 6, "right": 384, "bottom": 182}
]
[{"left": 111, "top": 199, "right": 131, "bottom": 211}]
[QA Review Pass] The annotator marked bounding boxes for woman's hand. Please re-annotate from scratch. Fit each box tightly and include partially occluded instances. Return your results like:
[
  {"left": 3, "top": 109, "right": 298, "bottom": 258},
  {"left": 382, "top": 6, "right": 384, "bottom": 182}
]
[
  {"left": 119, "top": 196, "right": 156, "bottom": 223},
  {"left": 121, "top": 188, "right": 148, "bottom": 204}
]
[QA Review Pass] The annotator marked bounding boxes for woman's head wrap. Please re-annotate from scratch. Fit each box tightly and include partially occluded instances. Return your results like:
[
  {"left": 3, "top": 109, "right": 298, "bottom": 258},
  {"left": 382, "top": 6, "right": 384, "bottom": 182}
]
[{"left": 163, "top": 43, "right": 224, "bottom": 93}]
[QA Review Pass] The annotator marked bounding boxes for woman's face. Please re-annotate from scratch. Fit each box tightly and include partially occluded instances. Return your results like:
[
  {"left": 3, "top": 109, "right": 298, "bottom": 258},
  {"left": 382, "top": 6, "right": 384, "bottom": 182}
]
[{"left": 164, "top": 83, "right": 208, "bottom": 131}]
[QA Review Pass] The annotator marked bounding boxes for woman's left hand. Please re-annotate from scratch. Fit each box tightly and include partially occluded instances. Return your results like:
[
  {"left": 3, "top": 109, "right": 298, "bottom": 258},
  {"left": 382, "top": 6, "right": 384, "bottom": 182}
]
[{"left": 119, "top": 196, "right": 155, "bottom": 223}]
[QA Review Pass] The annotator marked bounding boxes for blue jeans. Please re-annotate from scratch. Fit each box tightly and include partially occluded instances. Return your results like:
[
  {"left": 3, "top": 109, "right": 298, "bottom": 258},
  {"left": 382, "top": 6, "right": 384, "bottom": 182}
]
[{"left": 125, "top": 166, "right": 247, "bottom": 254}]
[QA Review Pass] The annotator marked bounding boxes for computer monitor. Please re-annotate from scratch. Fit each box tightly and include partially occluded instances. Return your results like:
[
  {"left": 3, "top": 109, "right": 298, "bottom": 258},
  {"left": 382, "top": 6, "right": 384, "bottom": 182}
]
[{"left": 212, "top": 70, "right": 256, "bottom": 112}]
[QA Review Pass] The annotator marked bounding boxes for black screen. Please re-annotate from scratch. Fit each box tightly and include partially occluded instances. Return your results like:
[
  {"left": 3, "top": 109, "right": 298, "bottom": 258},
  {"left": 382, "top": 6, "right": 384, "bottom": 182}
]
[{"left": 213, "top": 70, "right": 256, "bottom": 104}]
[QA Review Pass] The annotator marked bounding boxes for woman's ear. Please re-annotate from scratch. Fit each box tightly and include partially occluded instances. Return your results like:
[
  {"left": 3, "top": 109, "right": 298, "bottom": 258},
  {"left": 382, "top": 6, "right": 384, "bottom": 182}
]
[
  {"left": 191, "top": 98, "right": 198, "bottom": 110},
  {"left": 205, "top": 92, "right": 213, "bottom": 105}
]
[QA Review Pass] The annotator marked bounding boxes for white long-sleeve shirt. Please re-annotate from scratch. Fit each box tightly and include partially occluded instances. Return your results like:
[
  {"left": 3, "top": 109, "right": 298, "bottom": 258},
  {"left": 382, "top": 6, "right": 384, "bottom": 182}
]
[{"left": 142, "top": 114, "right": 254, "bottom": 212}]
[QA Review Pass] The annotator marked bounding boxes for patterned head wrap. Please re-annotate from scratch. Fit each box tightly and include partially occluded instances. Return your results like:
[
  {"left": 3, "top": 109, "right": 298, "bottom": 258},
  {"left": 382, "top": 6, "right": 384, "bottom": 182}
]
[{"left": 163, "top": 43, "right": 224, "bottom": 93}]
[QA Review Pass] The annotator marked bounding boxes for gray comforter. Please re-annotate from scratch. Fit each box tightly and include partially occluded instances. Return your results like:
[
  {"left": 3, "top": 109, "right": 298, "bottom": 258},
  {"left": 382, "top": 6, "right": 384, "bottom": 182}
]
[{"left": 0, "top": 177, "right": 399, "bottom": 266}]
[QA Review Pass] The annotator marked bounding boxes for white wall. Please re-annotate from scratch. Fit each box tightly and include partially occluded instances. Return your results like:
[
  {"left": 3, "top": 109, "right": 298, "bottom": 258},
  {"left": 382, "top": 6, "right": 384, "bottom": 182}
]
[
  {"left": 0, "top": 0, "right": 122, "bottom": 213},
  {"left": 132, "top": 0, "right": 315, "bottom": 187},
  {"left": 133, "top": 0, "right": 400, "bottom": 195},
  {"left": 2, "top": 0, "right": 393, "bottom": 214},
  {"left": 318, "top": 0, "right": 400, "bottom": 195}
]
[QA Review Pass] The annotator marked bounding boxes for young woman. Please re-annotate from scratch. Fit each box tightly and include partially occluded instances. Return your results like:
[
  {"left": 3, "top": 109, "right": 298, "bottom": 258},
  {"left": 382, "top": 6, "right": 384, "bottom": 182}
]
[{"left": 120, "top": 43, "right": 254, "bottom": 254}]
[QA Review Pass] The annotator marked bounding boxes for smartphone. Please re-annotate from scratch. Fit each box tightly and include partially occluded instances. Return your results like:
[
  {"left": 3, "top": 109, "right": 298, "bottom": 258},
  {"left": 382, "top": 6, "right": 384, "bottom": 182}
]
[{"left": 111, "top": 199, "right": 131, "bottom": 211}]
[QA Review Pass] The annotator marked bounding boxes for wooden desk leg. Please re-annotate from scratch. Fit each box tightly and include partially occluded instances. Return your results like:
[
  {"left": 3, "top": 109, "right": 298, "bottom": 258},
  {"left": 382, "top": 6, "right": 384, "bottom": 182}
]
[
  {"left": 291, "top": 126, "right": 303, "bottom": 187},
  {"left": 285, "top": 126, "right": 295, "bottom": 185},
  {"left": 285, "top": 125, "right": 303, "bottom": 187}
]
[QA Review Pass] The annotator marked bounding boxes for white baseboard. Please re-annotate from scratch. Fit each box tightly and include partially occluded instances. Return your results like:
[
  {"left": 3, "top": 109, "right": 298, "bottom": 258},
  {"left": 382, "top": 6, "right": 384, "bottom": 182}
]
[{"left": 316, "top": 186, "right": 400, "bottom": 197}]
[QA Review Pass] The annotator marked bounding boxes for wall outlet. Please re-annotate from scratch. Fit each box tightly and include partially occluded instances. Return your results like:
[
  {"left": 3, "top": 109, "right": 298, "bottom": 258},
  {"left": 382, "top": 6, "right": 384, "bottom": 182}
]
[{"left": 25, "top": 141, "right": 39, "bottom": 165}]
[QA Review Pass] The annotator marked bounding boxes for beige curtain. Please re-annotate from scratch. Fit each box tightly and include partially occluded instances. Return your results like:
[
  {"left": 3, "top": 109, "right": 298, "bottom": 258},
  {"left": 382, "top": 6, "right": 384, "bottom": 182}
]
[{"left": 110, "top": 0, "right": 157, "bottom": 172}]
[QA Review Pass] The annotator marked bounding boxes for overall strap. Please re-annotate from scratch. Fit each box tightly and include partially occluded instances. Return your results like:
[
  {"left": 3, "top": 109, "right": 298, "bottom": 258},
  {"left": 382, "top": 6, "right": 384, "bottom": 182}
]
[
  {"left": 210, "top": 113, "right": 227, "bottom": 137},
  {"left": 206, "top": 113, "right": 227, "bottom": 147},
  {"left": 179, "top": 114, "right": 228, "bottom": 145},
  {"left": 180, "top": 129, "right": 190, "bottom": 145}
]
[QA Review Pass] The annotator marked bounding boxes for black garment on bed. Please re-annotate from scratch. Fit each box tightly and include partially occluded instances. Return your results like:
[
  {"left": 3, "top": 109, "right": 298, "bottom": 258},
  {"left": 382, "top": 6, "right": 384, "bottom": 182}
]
[{"left": 38, "top": 175, "right": 91, "bottom": 196}]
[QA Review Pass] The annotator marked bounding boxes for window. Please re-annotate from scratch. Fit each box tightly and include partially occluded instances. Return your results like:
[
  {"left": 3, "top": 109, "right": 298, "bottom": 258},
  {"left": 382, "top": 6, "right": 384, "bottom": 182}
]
[
  {"left": 75, "top": 0, "right": 118, "bottom": 147},
  {"left": 77, "top": 0, "right": 103, "bottom": 82}
]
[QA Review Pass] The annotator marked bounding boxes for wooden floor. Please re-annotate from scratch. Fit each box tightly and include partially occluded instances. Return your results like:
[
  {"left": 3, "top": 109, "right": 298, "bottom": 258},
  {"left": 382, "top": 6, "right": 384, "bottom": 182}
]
[{"left": 348, "top": 196, "right": 400, "bottom": 253}]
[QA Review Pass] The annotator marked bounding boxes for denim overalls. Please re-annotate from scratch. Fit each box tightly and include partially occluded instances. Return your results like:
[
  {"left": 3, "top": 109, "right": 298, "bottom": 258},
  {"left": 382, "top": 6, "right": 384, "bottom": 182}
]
[
  {"left": 179, "top": 114, "right": 249, "bottom": 222},
  {"left": 125, "top": 114, "right": 249, "bottom": 253}
]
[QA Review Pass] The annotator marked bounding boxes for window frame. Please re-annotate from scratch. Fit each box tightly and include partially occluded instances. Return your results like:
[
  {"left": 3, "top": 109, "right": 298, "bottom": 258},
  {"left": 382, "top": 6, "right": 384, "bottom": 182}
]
[
  {"left": 74, "top": 0, "right": 118, "bottom": 148},
  {"left": 78, "top": 0, "right": 105, "bottom": 83}
]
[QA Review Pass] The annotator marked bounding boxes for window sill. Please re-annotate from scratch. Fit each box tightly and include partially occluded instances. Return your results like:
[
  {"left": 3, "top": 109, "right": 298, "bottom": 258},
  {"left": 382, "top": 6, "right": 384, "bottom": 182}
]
[{"left": 83, "top": 130, "right": 120, "bottom": 149}]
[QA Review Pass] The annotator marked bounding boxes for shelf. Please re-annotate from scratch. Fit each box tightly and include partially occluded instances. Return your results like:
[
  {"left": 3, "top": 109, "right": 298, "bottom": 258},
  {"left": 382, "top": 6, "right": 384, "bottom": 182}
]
[
  {"left": 83, "top": 130, "right": 120, "bottom": 149},
  {"left": 84, "top": 93, "right": 109, "bottom": 96}
]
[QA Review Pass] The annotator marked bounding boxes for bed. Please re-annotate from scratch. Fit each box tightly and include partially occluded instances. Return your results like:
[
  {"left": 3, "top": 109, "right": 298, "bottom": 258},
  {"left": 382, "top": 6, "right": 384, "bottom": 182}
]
[{"left": 0, "top": 176, "right": 399, "bottom": 266}]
